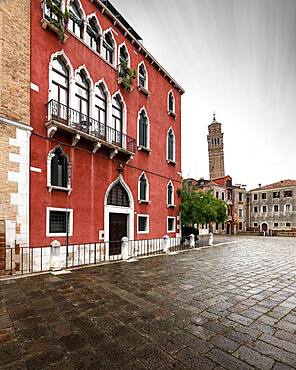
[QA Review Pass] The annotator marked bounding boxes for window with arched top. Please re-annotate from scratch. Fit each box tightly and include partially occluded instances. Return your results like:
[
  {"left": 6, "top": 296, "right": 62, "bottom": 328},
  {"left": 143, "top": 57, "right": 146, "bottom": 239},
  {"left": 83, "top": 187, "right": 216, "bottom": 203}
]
[
  {"left": 138, "top": 109, "right": 149, "bottom": 149},
  {"left": 119, "top": 44, "right": 129, "bottom": 66},
  {"left": 107, "top": 182, "right": 130, "bottom": 207},
  {"left": 168, "top": 91, "right": 175, "bottom": 113},
  {"left": 52, "top": 57, "right": 69, "bottom": 109},
  {"left": 50, "top": 147, "right": 69, "bottom": 188},
  {"left": 44, "top": 0, "right": 62, "bottom": 22},
  {"left": 139, "top": 173, "right": 148, "bottom": 202},
  {"left": 103, "top": 31, "right": 115, "bottom": 64},
  {"left": 112, "top": 95, "right": 123, "bottom": 145},
  {"left": 75, "top": 70, "right": 90, "bottom": 123},
  {"left": 138, "top": 63, "right": 147, "bottom": 88},
  {"left": 167, "top": 181, "right": 174, "bottom": 206},
  {"left": 86, "top": 17, "right": 101, "bottom": 53},
  {"left": 68, "top": 0, "right": 84, "bottom": 38},
  {"left": 94, "top": 83, "right": 107, "bottom": 139},
  {"left": 167, "top": 129, "right": 175, "bottom": 162}
]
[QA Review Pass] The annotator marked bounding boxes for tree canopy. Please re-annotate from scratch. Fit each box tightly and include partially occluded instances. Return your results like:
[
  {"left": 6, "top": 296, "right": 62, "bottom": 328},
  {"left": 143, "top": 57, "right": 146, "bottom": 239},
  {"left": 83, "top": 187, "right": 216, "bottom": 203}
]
[{"left": 179, "top": 182, "right": 227, "bottom": 227}]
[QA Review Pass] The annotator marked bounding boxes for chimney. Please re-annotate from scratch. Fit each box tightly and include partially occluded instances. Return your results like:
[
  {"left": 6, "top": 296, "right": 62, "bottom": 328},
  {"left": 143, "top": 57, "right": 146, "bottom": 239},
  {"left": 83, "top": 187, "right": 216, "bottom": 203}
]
[{"left": 258, "top": 183, "right": 261, "bottom": 188}]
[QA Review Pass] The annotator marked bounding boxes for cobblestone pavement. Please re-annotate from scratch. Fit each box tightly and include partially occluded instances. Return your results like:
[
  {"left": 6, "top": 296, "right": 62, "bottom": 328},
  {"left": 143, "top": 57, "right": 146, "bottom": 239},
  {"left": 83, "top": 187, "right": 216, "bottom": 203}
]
[{"left": 1, "top": 237, "right": 296, "bottom": 369}]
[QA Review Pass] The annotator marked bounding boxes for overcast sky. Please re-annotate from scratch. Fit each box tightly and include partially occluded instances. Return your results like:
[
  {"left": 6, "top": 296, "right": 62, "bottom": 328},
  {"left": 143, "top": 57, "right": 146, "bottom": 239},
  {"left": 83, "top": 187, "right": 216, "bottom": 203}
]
[{"left": 112, "top": 0, "right": 296, "bottom": 190}]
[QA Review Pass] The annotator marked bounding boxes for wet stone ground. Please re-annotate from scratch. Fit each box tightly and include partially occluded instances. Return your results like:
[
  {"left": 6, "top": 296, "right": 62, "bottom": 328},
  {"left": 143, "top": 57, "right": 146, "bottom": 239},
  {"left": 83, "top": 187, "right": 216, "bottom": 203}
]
[{"left": 1, "top": 237, "right": 296, "bottom": 369}]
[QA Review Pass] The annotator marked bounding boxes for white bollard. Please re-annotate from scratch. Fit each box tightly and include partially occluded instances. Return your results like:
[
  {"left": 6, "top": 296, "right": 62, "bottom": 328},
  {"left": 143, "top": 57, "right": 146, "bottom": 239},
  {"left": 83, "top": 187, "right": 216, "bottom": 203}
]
[
  {"left": 209, "top": 232, "right": 214, "bottom": 246},
  {"left": 121, "top": 237, "right": 130, "bottom": 260},
  {"left": 190, "top": 234, "right": 195, "bottom": 248},
  {"left": 50, "top": 240, "right": 62, "bottom": 271},
  {"left": 163, "top": 235, "right": 170, "bottom": 253}
]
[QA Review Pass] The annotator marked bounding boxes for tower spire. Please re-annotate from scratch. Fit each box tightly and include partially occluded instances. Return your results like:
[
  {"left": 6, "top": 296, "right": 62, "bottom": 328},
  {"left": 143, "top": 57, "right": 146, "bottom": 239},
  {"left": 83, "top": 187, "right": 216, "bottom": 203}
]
[{"left": 213, "top": 111, "right": 216, "bottom": 122}]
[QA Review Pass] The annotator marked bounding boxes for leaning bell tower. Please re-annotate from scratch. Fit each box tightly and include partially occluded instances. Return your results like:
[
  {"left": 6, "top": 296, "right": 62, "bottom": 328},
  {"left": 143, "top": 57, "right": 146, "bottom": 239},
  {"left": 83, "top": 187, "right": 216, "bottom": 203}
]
[{"left": 207, "top": 113, "right": 225, "bottom": 179}]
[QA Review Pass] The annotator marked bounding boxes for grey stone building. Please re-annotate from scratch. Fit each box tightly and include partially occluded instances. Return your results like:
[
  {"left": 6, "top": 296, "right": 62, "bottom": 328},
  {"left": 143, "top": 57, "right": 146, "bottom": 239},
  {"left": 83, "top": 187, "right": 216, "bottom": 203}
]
[{"left": 247, "top": 180, "right": 296, "bottom": 235}]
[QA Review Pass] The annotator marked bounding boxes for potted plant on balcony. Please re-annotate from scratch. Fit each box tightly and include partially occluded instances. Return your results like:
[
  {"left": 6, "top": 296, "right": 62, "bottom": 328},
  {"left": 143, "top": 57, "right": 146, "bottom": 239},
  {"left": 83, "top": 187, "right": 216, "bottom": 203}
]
[
  {"left": 43, "top": 0, "right": 69, "bottom": 43},
  {"left": 118, "top": 59, "right": 136, "bottom": 92}
]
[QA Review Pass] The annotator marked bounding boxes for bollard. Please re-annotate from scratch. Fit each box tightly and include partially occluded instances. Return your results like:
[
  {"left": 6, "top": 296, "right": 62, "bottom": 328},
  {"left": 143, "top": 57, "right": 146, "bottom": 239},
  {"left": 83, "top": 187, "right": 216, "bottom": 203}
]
[
  {"left": 163, "top": 235, "right": 170, "bottom": 253},
  {"left": 209, "top": 232, "right": 214, "bottom": 246},
  {"left": 50, "top": 240, "right": 62, "bottom": 271},
  {"left": 121, "top": 237, "right": 130, "bottom": 260},
  {"left": 190, "top": 234, "right": 195, "bottom": 248}
]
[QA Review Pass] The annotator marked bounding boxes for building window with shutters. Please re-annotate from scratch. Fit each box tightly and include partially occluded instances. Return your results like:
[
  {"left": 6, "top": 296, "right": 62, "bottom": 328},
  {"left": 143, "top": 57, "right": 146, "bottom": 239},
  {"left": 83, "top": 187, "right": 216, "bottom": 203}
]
[
  {"left": 47, "top": 147, "right": 71, "bottom": 192},
  {"left": 167, "top": 128, "right": 175, "bottom": 163},
  {"left": 46, "top": 207, "right": 73, "bottom": 237},
  {"left": 137, "top": 214, "right": 149, "bottom": 234},
  {"left": 167, "top": 181, "right": 174, "bottom": 207},
  {"left": 138, "top": 108, "right": 150, "bottom": 151},
  {"left": 138, "top": 173, "right": 149, "bottom": 203}
]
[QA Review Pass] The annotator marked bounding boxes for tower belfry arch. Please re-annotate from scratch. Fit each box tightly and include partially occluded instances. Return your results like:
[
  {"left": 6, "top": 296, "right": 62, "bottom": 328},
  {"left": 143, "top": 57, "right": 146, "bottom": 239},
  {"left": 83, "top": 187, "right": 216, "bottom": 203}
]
[{"left": 207, "top": 113, "right": 225, "bottom": 179}]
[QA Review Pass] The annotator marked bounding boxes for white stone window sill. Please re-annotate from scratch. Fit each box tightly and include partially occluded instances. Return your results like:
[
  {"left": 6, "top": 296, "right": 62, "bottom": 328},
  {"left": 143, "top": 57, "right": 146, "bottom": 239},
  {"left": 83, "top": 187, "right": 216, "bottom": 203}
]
[
  {"left": 48, "top": 185, "right": 72, "bottom": 194},
  {"left": 168, "top": 110, "right": 177, "bottom": 119},
  {"left": 139, "top": 200, "right": 150, "bottom": 204},
  {"left": 167, "top": 159, "right": 176, "bottom": 165},
  {"left": 167, "top": 204, "right": 176, "bottom": 209},
  {"left": 138, "top": 146, "right": 151, "bottom": 154},
  {"left": 137, "top": 86, "right": 151, "bottom": 97}
]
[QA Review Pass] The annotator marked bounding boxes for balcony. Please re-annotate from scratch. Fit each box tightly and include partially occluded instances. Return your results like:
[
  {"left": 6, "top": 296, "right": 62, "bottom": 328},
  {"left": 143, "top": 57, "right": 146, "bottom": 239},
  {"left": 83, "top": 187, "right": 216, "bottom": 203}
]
[
  {"left": 41, "top": 1, "right": 68, "bottom": 43},
  {"left": 117, "top": 63, "right": 136, "bottom": 92},
  {"left": 45, "top": 100, "right": 136, "bottom": 159}
]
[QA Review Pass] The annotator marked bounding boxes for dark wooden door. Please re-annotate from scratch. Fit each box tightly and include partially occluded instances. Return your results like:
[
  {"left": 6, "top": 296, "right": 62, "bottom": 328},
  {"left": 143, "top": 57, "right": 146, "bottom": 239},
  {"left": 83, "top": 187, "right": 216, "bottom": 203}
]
[
  {"left": 109, "top": 213, "right": 128, "bottom": 255},
  {"left": 226, "top": 223, "right": 231, "bottom": 235}
]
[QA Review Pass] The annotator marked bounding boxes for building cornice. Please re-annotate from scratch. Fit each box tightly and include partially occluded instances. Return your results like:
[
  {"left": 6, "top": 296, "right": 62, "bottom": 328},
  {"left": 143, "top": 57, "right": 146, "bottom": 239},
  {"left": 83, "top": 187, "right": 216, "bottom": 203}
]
[
  {"left": 91, "top": 0, "right": 185, "bottom": 95},
  {"left": 0, "top": 115, "right": 33, "bottom": 132}
]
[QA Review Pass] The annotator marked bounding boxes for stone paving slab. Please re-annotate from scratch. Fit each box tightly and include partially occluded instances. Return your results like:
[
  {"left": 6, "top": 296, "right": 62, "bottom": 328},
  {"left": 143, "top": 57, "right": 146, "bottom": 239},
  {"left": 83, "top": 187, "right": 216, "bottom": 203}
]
[{"left": 1, "top": 236, "right": 296, "bottom": 369}]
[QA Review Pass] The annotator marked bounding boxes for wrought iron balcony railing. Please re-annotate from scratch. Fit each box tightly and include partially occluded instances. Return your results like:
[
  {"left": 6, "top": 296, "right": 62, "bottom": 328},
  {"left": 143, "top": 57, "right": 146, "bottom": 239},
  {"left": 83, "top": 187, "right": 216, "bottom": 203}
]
[{"left": 46, "top": 100, "right": 136, "bottom": 154}]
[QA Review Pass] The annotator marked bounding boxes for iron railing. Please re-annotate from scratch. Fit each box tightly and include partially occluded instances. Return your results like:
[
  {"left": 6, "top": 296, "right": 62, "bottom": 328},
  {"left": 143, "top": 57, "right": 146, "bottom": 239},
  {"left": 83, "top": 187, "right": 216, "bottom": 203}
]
[
  {"left": 47, "top": 99, "right": 136, "bottom": 154},
  {"left": 4, "top": 235, "right": 210, "bottom": 276}
]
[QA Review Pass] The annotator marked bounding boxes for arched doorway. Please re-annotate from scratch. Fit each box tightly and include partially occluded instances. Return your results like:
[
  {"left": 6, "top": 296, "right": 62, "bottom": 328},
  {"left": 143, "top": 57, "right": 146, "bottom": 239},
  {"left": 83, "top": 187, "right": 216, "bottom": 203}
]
[
  {"left": 104, "top": 176, "right": 134, "bottom": 257},
  {"left": 261, "top": 223, "right": 268, "bottom": 233}
]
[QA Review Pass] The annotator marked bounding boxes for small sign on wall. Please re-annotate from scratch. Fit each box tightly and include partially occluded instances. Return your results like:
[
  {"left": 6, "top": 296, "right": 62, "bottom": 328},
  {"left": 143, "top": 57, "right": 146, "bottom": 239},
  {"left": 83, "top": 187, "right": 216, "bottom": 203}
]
[
  {"left": 199, "top": 229, "right": 209, "bottom": 236},
  {"left": 99, "top": 230, "right": 105, "bottom": 240}
]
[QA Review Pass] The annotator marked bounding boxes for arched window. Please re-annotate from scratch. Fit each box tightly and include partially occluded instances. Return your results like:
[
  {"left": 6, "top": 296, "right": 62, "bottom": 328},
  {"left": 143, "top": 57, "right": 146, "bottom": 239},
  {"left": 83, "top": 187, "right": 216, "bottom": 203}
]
[
  {"left": 139, "top": 173, "right": 148, "bottom": 202},
  {"left": 167, "top": 129, "right": 175, "bottom": 162},
  {"left": 103, "top": 31, "right": 115, "bottom": 64},
  {"left": 112, "top": 95, "right": 123, "bottom": 145},
  {"left": 168, "top": 91, "right": 175, "bottom": 113},
  {"left": 119, "top": 44, "right": 129, "bottom": 66},
  {"left": 50, "top": 147, "right": 69, "bottom": 188},
  {"left": 44, "top": 0, "right": 61, "bottom": 22},
  {"left": 52, "top": 56, "right": 69, "bottom": 109},
  {"left": 75, "top": 70, "right": 89, "bottom": 128},
  {"left": 86, "top": 17, "right": 101, "bottom": 52},
  {"left": 138, "top": 63, "right": 147, "bottom": 89},
  {"left": 107, "top": 182, "right": 130, "bottom": 207},
  {"left": 68, "top": 0, "right": 84, "bottom": 38},
  {"left": 94, "top": 83, "right": 107, "bottom": 139},
  {"left": 138, "top": 109, "right": 148, "bottom": 148},
  {"left": 167, "top": 181, "right": 174, "bottom": 206}
]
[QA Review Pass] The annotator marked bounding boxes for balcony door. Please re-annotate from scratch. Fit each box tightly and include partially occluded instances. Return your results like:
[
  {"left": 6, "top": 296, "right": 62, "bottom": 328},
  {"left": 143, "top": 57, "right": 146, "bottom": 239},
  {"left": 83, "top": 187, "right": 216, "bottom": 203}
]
[
  {"left": 51, "top": 57, "right": 69, "bottom": 122},
  {"left": 74, "top": 71, "right": 89, "bottom": 131},
  {"left": 111, "top": 95, "right": 123, "bottom": 147}
]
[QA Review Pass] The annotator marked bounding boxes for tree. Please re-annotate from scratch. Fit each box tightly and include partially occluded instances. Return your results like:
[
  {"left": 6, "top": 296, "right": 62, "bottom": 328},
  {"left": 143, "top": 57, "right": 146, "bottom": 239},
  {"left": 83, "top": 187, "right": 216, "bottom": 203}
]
[{"left": 179, "top": 181, "right": 227, "bottom": 228}]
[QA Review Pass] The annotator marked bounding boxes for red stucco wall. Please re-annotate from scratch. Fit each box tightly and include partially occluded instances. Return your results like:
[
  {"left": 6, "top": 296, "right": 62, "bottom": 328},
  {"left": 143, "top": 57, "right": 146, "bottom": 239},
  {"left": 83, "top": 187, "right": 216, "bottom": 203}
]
[{"left": 30, "top": 0, "right": 183, "bottom": 246}]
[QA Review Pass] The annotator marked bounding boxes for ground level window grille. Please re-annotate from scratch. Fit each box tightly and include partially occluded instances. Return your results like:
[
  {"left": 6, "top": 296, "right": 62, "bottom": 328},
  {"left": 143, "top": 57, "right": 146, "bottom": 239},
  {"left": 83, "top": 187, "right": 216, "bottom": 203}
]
[
  {"left": 167, "top": 217, "right": 175, "bottom": 232},
  {"left": 49, "top": 211, "right": 69, "bottom": 233},
  {"left": 138, "top": 216, "right": 148, "bottom": 232}
]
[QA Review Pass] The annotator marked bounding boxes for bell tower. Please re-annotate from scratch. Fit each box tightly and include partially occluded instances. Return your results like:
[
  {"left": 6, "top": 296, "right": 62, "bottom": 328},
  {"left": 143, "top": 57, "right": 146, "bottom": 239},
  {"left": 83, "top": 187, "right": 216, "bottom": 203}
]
[{"left": 207, "top": 113, "right": 225, "bottom": 179}]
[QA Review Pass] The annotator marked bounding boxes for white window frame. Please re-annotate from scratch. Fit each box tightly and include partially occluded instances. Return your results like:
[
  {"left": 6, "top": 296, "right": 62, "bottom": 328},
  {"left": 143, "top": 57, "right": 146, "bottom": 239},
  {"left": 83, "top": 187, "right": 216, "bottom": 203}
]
[
  {"left": 167, "top": 216, "right": 176, "bottom": 233},
  {"left": 253, "top": 206, "right": 258, "bottom": 213},
  {"left": 47, "top": 145, "right": 72, "bottom": 193},
  {"left": 167, "top": 89, "right": 176, "bottom": 115},
  {"left": 253, "top": 222, "right": 258, "bottom": 227},
  {"left": 137, "top": 61, "right": 149, "bottom": 92},
  {"left": 167, "top": 180, "right": 175, "bottom": 207},
  {"left": 138, "top": 171, "right": 149, "bottom": 203},
  {"left": 286, "top": 222, "right": 292, "bottom": 228},
  {"left": 273, "top": 222, "right": 279, "bottom": 228},
  {"left": 118, "top": 42, "right": 131, "bottom": 68},
  {"left": 261, "top": 205, "right": 267, "bottom": 213},
  {"left": 137, "top": 214, "right": 149, "bottom": 234},
  {"left": 166, "top": 127, "right": 176, "bottom": 163},
  {"left": 46, "top": 207, "right": 74, "bottom": 237},
  {"left": 102, "top": 28, "right": 117, "bottom": 67},
  {"left": 285, "top": 203, "right": 292, "bottom": 212},
  {"left": 253, "top": 193, "right": 258, "bottom": 201},
  {"left": 67, "top": 0, "right": 86, "bottom": 40},
  {"left": 85, "top": 13, "right": 102, "bottom": 53},
  {"left": 238, "top": 208, "right": 243, "bottom": 218},
  {"left": 273, "top": 204, "right": 279, "bottom": 213},
  {"left": 137, "top": 107, "right": 150, "bottom": 151}
]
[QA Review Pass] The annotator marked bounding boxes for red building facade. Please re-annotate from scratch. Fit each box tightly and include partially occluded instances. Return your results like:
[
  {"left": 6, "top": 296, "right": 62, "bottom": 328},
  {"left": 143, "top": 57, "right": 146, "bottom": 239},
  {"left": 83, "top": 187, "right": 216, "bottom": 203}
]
[{"left": 29, "top": 0, "right": 184, "bottom": 250}]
